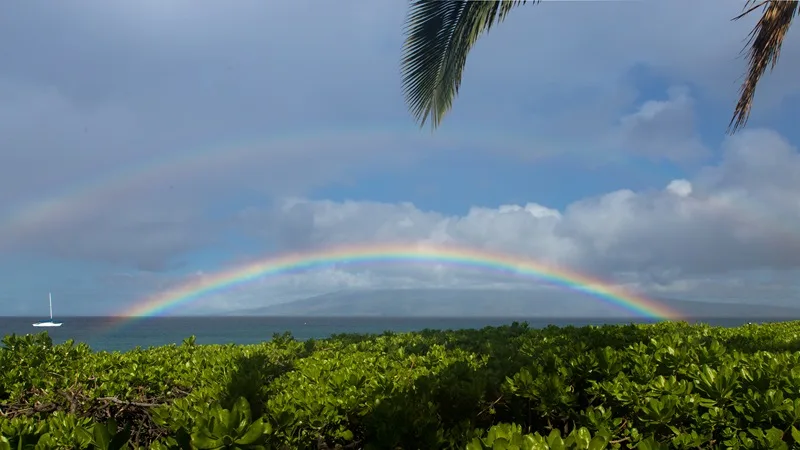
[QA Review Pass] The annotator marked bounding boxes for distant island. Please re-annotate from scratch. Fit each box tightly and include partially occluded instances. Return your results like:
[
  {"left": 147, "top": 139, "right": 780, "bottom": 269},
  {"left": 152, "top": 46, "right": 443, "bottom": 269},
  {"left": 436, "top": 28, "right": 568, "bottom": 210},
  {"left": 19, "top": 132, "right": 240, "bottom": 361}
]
[{"left": 232, "top": 288, "right": 800, "bottom": 319}]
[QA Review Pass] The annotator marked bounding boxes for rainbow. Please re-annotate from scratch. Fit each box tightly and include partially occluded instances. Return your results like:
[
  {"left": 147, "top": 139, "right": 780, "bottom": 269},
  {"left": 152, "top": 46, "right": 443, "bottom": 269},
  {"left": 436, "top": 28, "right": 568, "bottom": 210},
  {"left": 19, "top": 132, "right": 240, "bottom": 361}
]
[
  {"left": 0, "top": 126, "right": 417, "bottom": 243},
  {"left": 110, "top": 243, "right": 683, "bottom": 324},
  {"left": 0, "top": 125, "right": 539, "bottom": 244}
]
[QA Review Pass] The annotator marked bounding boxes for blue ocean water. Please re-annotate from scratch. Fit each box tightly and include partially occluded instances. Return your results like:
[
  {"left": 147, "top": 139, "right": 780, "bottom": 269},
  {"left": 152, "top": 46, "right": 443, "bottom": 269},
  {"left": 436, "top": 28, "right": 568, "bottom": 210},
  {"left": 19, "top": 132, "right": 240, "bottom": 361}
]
[{"left": 0, "top": 316, "right": 776, "bottom": 353}]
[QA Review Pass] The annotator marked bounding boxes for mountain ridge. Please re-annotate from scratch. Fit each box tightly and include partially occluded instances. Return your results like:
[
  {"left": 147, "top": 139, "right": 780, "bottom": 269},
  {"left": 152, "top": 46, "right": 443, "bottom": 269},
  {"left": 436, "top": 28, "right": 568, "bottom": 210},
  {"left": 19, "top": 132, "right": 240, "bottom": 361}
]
[{"left": 232, "top": 288, "right": 800, "bottom": 319}]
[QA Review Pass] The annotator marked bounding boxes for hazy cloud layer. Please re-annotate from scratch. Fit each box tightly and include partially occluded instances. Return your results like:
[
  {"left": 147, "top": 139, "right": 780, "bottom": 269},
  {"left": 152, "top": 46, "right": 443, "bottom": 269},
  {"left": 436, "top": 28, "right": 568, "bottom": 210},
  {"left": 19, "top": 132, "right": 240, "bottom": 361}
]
[
  {"left": 247, "top": 128, "right": 800, "bottom": 276},
  {"left": 224, "top": 128, "right": 800, "bottom": 310},
  {"left": 2, "top": 0, "right": 800, "bottom": 314},
  {"left": 1, "top": 80, "right": 721, "bottom": 271}
]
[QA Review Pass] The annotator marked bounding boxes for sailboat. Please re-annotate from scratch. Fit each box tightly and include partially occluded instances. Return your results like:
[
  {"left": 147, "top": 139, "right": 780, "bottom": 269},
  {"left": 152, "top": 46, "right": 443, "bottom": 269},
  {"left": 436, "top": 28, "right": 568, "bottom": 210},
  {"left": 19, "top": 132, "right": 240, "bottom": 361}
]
[{"left": 32, "top": 292, "right": 62, "bottom": 327}]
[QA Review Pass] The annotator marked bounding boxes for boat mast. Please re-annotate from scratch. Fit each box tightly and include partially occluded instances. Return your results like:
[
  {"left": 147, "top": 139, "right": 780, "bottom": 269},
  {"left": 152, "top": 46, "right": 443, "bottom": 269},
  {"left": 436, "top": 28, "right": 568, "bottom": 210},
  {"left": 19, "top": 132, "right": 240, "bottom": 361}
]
[{"left": 49, "top": 292, "right": 53, "bottom": 320}]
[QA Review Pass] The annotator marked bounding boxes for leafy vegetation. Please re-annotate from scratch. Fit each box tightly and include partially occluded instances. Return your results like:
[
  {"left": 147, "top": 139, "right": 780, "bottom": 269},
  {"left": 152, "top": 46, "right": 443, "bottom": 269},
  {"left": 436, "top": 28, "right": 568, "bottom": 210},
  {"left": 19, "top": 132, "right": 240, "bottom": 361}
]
[
  {"left": 400, "top": 0, "right": 799, "bottom": 133},
  {"left": 3, "top": 321, "right": 800, "bottom": 449}
]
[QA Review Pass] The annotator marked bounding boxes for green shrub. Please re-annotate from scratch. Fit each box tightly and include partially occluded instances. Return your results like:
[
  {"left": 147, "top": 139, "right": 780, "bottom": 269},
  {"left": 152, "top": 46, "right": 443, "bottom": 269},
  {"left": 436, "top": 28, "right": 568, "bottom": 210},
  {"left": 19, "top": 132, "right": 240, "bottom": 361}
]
[{"left": 2, "top": 321, "right": 800, "bottom": 448}]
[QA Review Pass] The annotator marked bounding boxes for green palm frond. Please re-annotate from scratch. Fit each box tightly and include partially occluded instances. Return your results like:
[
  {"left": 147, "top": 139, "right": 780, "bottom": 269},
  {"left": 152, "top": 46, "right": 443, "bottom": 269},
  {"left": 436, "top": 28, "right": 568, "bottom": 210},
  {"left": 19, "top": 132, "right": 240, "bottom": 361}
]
[
  {"left": 729, "top": 0, "right": 799, "bottom": 134},
  {"left": 401, "top": 0, "right": 537, "bottom": 129}
]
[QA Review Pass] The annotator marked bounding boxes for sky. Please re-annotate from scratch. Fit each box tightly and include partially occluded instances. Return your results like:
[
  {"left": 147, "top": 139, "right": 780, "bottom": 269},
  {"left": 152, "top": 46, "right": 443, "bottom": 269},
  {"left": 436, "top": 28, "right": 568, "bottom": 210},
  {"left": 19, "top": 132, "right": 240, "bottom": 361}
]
[{"left": 1, "top": 0, "right": 800, "bottom": 316}]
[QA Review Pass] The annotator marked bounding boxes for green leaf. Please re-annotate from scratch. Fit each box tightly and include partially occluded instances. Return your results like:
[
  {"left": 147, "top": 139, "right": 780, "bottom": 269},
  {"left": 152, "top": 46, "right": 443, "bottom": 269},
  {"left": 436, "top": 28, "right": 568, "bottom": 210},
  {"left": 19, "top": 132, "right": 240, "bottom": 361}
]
[
  {"left": 547, "top": 429, "right": 565, "bottom": 450},
  {"left": 588, "top": 434, "right": 609, "bottom": 450},
  {"left": 231, "top": 397, "right": 252, "bottom": 430},
  {"left": 466, "top": 438, "right": 485, "bottom": 450},
  {"left": 93, "top": 422, "right": 112, "bottom": 450},
  {"left": 191, "top": 429, "right": 224, "bottom": 450},
  {"left": 490, "top": 437, "right": 511, "bottom": 450},
  {"left": 234, "top": 418, "right": 265, "bottom": 446},
  {"left": 74, "top": 426, "right": 94, "bottom": 446},
  {"left": 573, "top": 427, "right": 592, "bottom": 449}
]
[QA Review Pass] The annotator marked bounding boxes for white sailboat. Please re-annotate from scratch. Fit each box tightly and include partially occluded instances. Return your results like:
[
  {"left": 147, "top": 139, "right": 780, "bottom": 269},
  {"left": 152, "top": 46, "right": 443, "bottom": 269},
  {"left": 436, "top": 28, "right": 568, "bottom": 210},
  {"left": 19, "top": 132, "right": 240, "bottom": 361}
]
[{"left": 32, "top": 292, "right": 62, "bottom": 327}]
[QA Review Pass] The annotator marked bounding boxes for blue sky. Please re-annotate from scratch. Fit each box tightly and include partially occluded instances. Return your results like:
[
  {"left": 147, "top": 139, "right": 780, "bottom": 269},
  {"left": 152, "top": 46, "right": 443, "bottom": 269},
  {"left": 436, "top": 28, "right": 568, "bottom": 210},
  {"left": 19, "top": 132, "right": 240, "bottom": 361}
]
[{"left": 1, "top": 0, "right": 800, "bottom": 316}]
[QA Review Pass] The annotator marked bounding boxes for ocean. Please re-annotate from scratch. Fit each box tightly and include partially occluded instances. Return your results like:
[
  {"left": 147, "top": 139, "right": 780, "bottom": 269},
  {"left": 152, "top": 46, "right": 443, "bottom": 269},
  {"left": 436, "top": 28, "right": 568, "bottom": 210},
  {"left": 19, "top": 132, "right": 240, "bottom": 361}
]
[{"left": 0, "top": 316, "right": 779, "bottom": 353}]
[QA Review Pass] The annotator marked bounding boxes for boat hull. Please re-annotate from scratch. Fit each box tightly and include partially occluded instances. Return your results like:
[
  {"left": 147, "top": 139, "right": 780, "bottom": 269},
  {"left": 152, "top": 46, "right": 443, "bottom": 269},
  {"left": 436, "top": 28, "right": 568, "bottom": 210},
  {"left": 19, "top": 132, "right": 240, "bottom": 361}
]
[{"left": 32, "top": 322, "right": 62, "bottom": 327}]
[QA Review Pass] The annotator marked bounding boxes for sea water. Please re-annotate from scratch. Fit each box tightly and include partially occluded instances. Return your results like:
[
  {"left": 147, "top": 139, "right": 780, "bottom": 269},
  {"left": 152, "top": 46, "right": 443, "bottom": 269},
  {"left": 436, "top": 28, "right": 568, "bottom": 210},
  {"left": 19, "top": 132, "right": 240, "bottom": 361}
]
[{"left": 0, "top": 316, "right": 771, "bottom": 353}]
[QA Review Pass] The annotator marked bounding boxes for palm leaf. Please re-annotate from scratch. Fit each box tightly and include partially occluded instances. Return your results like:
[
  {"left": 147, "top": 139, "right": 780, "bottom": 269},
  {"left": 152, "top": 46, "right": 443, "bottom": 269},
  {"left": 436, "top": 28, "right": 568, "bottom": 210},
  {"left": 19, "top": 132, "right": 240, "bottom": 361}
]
[
  {"left": 401, "top": 0, "right": 538, "bottom": 129},
  {"left": 729, "top": 0, "right": 799, "bottom": 134}
]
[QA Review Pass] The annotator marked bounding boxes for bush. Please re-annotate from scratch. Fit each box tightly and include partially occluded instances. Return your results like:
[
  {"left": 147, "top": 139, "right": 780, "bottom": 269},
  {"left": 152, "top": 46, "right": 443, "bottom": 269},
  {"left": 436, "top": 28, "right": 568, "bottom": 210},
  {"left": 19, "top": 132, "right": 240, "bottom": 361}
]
[{"left": 2, "top": 321, "right": 800, "bottom": 449}]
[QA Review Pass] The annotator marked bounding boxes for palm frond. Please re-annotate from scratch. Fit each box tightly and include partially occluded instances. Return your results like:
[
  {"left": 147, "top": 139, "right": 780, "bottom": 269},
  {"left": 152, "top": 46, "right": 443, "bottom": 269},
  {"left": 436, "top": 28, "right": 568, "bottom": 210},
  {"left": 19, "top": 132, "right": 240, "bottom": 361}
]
[
  {"left": 729, "top": 0, "right": 799, "bottom": 134},
  {"left": 401, "top": 0, "right": 537, "bottom": 129}
]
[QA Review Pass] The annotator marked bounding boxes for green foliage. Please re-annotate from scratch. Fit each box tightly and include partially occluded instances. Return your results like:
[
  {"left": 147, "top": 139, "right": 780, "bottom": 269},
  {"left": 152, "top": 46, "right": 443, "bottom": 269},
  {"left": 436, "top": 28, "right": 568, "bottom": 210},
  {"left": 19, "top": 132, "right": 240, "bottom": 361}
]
[
  {"left": 2, "top": 321, "right": 800, "bottom": 448},
  {"left": 467, "top": 424, "right": 612, "bottom": 450}
]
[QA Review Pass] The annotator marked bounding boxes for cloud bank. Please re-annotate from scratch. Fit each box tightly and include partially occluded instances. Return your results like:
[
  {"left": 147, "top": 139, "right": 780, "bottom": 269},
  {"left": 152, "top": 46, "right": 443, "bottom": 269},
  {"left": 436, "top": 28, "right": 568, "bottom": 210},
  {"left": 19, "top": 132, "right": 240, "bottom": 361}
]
[{"left": 2, "top": 0, "right": 800, "bottom": 315}]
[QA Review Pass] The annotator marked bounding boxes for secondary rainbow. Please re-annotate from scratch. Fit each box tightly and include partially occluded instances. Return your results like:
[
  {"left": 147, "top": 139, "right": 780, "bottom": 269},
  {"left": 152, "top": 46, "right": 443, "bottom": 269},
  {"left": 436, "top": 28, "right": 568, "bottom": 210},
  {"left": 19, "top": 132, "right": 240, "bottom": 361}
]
[
  {"left": 112, "top": 243, "right": 684, "bottom": 323},
  {"left": 0, "top": 126, "right": 408, "bottom": 241},
  {"left": 1, "top": 125, "right": 532, "bottom": 242}
]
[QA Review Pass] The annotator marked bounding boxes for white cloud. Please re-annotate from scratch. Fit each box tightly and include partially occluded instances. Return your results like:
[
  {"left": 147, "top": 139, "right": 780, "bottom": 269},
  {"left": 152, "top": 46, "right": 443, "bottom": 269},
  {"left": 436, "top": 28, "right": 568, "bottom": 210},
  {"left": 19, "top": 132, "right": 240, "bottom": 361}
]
[
  {"left": 612, "top": 87, "right": 710, "bottom": 162},
  {"left": 13, "top": 125, "right": 799, "bottom": 314},
  {"left": 666, "top": 179, "right": 692, "bottom": 197},
  {"left": 465, "top": 85, "right": 711, "bottom": 164},
  {"left": 3, "top": 0, "right": 800, "bottom": 314},
  {"left": 221, "top": 127, "right": 800, "bottom": 309}
]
